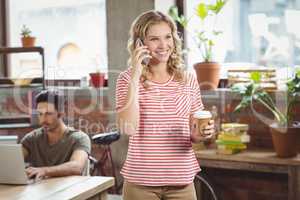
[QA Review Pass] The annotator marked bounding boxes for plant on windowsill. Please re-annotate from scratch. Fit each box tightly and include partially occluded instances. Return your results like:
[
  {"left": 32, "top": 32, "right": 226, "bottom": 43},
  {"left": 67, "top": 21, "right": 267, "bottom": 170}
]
[
  {"left": 20, "top": 25, "right": 36, "bottom": 47},
  {"left": 231, "top": 69, "right": 300, "bottom": 158},
  {"left": 169, "top": 0, "right": 227, "bottom": 90}
]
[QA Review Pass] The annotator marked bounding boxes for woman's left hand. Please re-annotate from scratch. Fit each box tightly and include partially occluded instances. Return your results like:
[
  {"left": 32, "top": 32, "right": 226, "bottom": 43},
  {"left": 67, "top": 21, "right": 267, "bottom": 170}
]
[
  {"left": 202, "top": 120, "right": 215, "bottom": 139},
  {"left": 191, "top": 119, "right": 216, "bottom": 143}
]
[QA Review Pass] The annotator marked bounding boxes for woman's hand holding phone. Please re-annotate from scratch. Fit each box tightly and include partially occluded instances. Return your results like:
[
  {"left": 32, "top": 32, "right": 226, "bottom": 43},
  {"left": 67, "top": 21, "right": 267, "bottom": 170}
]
[
  {"left": 136, "top": 39, "right": 151, "bottom": 65},
  {"left": 131, "top": 38, "right": 152, "bottom": 78}
]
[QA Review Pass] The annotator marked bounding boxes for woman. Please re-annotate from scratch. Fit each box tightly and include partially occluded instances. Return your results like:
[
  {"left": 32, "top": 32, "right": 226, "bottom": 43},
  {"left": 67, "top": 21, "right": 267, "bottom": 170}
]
[{"left": 116, "top": 10, "right": 215, "bottom": 200}]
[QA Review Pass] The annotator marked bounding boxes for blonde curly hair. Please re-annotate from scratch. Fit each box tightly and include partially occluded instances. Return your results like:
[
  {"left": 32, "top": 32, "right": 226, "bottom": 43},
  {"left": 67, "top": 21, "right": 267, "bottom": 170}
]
[{"left": 127, "top": 10, "right": 185, "bottom": 87}]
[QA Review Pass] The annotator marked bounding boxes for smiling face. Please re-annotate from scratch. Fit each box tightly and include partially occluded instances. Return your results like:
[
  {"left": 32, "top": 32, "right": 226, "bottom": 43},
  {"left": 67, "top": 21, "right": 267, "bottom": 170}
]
[{"left": 144, "top": 22, "right": 174, "bottom": 64}]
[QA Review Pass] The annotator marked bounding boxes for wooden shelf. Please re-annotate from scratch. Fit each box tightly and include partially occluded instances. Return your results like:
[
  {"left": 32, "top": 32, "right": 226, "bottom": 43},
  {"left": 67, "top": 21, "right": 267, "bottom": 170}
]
[
  {"left": 0, "top": 115, "right": 31, "bottom": 124},
  {"left": 0, "top": 46, "right": 44, "bottom": 54},
  {"left": 196, "top": 149, "right": 300, "bottom": 167},
  {"left": 0, "top": 83, "right": 43, "bottom": 88},
  {"left": 0, "top": 123, "right": 32, "bottom": 129},
  {"left": 0, "top": 47, "right": 45, "bottom": 89}
]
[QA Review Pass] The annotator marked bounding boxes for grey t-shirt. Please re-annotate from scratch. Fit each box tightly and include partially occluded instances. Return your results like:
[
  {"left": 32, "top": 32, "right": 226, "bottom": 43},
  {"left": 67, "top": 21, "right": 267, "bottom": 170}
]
[{"left": 21, "top": 127, "right": 91, "bottom": 169}]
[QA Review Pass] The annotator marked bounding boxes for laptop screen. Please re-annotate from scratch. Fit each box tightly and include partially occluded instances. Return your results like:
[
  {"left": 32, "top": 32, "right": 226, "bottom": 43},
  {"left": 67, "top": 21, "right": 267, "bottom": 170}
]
[
  {"left": 0, "top": 135, "right": 18, "bottom": 144},
  {"left": 0, "top": 144, "right": 30, "bottom": 184}
]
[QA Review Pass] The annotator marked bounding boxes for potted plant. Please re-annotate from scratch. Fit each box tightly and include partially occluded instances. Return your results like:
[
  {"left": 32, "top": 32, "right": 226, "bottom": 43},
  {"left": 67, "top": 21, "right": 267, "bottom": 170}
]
[
  {"left": 20, "top": 25, "right": 36, "bottom": 47},
  {"left": 89, "top": 67, "right": 105, "bottom": 88},
  {"left": 231, "top": 70, "right": 300, "bottom": 157},
  {"left": 89, "top": 57, "right": 106, "bottom": 88},
  {"left": 169, "top": 0, "right": 227, "bottom": 90}
]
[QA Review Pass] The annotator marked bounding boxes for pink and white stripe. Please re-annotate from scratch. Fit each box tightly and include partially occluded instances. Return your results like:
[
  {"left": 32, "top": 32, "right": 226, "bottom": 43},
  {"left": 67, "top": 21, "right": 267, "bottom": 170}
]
[{"left": 116, "top": 68, "right": 203, "bottom": 186}]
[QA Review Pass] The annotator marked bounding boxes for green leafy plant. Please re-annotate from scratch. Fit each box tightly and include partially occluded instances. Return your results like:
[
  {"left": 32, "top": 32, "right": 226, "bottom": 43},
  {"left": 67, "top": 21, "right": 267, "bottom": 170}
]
[
  {"left": 231, "top": 69, "right": 300, "bottom": 127},
  {"left": 168, "top": 0, "right": 227, "bottom": 62},
  {"left": 20, "top": 25, "right": 32, "bottom": 38}
]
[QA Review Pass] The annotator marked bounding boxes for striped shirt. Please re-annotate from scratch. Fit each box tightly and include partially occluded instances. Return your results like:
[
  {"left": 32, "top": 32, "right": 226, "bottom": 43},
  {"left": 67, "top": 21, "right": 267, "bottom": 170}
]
[{"left": 116, "top": 68, "right": 203, "bottom": 186}]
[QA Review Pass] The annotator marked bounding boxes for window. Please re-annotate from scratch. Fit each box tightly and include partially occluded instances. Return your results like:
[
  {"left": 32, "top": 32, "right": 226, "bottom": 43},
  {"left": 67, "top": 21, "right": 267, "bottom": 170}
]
[
  {"left": 185, "top": 0, "right": 236, "bottom": 69},
  {"left": 185, "top": 0, "right": 300, "bottom": 76},
  {"left": 7, "top": 0, "right": 107, "bottom": 80}
]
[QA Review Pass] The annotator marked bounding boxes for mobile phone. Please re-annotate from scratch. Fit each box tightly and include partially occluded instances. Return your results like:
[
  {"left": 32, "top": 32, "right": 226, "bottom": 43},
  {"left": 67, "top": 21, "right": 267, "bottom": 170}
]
[{"left": 136, "top": 38, "right": 150, "bottom": 65}]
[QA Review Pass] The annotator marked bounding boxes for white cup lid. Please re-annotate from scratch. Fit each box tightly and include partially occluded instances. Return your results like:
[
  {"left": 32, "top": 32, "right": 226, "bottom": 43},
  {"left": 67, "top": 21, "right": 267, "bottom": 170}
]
[{"left": 193, "top": 110, "right": 212, "bottom": 119}]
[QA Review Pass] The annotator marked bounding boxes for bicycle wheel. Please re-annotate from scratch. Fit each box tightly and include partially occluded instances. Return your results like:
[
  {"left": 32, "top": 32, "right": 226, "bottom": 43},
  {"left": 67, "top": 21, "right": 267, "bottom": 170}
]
[{"left": 194, "top": 173, "right": 218, "bottom": 200}]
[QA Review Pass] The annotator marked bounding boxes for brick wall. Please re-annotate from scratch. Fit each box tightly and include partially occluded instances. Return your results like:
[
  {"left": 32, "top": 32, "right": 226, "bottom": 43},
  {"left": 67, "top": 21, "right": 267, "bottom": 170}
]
[{"left": 202, "top": 167, "right": 288, "bottom": 200}]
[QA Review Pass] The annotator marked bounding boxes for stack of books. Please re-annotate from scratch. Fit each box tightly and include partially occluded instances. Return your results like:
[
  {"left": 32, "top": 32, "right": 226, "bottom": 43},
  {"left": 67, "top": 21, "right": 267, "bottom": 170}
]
[
  {"left": 216, "top": 123, "right": 250, "bottom": 155},
  {"left": 227, "top": 67, "right": 277, "bottom": 91}
]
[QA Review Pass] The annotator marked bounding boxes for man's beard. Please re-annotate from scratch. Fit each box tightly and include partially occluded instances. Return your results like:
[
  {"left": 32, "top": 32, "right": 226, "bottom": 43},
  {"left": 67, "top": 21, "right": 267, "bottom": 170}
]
[{"left": 42, "top": 122, "right": 59, "bottom": 132}]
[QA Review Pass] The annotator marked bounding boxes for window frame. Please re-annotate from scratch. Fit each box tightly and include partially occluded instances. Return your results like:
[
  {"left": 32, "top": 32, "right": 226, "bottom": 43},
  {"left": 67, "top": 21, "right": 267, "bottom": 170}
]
[
  {"left": 1, "top": 0, "right": 8, "bottom": 77},
  {"left": 3, "top": 0, "right": 108, "bottom": 82}
]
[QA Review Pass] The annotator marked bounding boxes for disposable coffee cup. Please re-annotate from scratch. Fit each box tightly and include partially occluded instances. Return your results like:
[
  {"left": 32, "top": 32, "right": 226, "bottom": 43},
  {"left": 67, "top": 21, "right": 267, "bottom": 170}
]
[{"left": 193, "top": 110, "right": 212, "bottom": 135}]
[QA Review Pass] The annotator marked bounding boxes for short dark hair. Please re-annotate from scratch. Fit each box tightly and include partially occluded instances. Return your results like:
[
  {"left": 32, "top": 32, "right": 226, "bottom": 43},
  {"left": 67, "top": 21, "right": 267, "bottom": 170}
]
[{"left": 35, "top": 90, "right": 64, "bottom": 112}]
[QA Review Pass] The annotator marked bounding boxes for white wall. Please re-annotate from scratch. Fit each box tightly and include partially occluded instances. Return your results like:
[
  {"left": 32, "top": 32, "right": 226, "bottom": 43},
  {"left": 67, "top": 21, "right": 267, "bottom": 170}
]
[{"left": 155, "top": 0, "right": 175, "bottom": 14}]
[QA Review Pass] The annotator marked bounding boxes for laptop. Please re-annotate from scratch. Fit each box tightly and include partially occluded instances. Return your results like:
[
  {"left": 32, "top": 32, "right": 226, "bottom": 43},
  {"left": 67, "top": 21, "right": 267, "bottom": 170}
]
[
  {"left": 0, "top": 144, "right": 33, "bottom": 184},
  {"left": 0, "top": 135, "right": 18, "bottom": 144}
]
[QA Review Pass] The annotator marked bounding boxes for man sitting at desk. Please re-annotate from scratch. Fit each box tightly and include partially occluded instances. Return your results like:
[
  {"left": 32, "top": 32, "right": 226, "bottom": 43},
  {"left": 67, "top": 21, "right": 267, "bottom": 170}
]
[{"left": 21, "top": 90, "right": 91, "bottom": 180}]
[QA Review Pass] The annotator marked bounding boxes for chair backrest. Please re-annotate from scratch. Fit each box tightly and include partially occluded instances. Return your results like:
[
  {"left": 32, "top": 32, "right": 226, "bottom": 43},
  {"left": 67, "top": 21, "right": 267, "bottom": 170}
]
[
  {"left": 88, "top": 154, "right": 99, "bottom": 176},
  {"left": 82, "top": 158, "right": 90, "bottom": 176}
]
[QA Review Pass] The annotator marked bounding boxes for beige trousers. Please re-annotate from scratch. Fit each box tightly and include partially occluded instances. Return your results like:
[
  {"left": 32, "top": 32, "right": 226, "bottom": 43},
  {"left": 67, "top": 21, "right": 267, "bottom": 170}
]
[{"left": 122, "top": 181, "right": 197, "bottom": 200}]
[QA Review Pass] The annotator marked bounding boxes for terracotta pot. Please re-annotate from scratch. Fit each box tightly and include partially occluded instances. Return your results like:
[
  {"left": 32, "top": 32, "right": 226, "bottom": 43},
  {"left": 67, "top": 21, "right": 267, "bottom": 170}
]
[
  {"left": 21, "top": 37, "right": 36, "bottom": 47},
  {"left": 89, "top": 72, "right": 105, "bottom": 88},
  {"left": 194, "top": 62, "right": 220, "bottom": 90},
  {"left": 270, "top": 124, "right": 300, "bottom": 158}
]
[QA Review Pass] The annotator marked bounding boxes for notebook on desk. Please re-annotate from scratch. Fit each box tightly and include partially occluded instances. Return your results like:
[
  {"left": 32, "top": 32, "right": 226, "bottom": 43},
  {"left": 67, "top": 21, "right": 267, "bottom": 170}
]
[{"left": 0, "top": 144, "right": 34, "bottom": 184}]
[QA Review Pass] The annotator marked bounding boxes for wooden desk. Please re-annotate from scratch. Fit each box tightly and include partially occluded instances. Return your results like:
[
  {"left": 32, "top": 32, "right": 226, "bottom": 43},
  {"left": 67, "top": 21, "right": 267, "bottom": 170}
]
[
  {"left": 195, "top": 149, "right": 300, "bottom": 200},
  {"left": 0, "top": 176, "right": 114, "bottom": 200}
]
